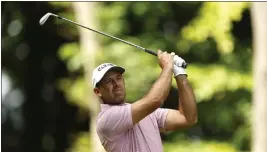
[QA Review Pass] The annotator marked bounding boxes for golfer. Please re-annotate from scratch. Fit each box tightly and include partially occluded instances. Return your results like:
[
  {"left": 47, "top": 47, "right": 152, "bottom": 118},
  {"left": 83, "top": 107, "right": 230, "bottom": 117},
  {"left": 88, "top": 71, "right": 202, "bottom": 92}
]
[{"left": 92, "top": 50, "right": 197, "bottom": 152}]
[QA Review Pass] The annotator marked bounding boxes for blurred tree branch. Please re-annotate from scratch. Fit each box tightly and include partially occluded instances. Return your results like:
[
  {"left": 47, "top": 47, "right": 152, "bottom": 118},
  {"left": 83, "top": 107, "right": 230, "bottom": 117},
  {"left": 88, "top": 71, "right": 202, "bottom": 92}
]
[
  {"left": 72, "top": 2, "right": 105, "bottom": 152},
  {"left": 251, "top": 2, "right": 267, "bottom": 152}
]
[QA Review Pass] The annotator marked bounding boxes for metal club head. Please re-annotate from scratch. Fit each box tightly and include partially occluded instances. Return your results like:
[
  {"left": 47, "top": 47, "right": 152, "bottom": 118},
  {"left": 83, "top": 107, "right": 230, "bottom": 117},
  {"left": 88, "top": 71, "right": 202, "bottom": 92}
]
[{"left": 39, "top": 13, "right": 58, "bottom": 25}]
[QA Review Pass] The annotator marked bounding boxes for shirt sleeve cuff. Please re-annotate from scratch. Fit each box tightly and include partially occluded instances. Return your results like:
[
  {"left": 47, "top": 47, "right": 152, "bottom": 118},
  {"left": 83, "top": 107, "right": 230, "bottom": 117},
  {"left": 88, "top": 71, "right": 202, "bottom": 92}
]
[{"left": 161, "top": 109, "right": 170, "bottom": 133}]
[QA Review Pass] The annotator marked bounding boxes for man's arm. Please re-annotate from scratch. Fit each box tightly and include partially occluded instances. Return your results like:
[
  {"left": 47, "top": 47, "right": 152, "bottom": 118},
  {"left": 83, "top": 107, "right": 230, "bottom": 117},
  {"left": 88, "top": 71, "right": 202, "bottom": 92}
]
[
  {"left": 164, "top": 75, "right": 197, "bottom": 131},
  {"left": 131, "top": 50, "right": 173, "bottom": 125},
  {"left": 176, "top": 75, "right": 197, "bottom": 123},
  {"left": 164, "top": 56, "right": 198, "bottom": 131}
]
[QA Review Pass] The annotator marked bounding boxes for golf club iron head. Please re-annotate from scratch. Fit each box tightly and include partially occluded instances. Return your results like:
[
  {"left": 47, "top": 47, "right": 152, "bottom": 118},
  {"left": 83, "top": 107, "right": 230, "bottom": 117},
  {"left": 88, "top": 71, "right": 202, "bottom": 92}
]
[{"left": 39, "top": 13, "right": 58, "bottom": 25}]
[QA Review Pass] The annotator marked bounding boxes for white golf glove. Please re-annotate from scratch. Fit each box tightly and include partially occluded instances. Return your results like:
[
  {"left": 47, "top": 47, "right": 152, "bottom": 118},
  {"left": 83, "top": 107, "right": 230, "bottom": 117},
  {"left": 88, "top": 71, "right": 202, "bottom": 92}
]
[{"left": 171, "top": 52, "right": 187, "bottom": 77}]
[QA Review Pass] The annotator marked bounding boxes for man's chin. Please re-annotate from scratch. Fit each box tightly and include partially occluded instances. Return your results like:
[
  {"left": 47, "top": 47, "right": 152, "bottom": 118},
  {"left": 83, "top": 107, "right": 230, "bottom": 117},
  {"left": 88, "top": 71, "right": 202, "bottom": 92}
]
[
  {"left": 103, "top": 95, "right": 125, "bottom": 105},
  {"left": 113, "top": 97, "right": 125, "bottom": 104},
  {"left": 115, "top": 99, "right": 125, "bottom": 104},
  {"left": 109, "top": 100, "right": 124, "bottom": 105}
]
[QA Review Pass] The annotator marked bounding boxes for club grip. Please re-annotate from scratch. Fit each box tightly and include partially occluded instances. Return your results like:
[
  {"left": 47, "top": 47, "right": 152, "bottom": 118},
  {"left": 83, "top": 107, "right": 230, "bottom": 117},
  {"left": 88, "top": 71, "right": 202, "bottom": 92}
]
[{"left": 145, "top": 49, "right": 187, "bottom": 69}]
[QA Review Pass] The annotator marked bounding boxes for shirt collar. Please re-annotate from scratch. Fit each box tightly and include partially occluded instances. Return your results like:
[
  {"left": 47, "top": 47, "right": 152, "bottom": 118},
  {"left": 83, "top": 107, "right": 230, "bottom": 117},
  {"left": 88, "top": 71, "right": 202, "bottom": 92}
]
[{"left": 100, "top": 103, "right": 129, "bottom": 111}]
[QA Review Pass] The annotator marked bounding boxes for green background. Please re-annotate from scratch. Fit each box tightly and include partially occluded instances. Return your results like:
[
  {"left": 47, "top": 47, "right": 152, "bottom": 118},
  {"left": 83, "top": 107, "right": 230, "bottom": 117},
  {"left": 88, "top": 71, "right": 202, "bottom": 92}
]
[{"left": 1, "top": 2, "right": 253, "bottom": 152}]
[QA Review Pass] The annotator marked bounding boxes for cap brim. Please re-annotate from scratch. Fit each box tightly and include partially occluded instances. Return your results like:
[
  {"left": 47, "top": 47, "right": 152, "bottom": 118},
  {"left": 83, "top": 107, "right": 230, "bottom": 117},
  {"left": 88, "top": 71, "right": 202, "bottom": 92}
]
[{"left": 106, "top": 66, "right": 125, "bottom": 74}]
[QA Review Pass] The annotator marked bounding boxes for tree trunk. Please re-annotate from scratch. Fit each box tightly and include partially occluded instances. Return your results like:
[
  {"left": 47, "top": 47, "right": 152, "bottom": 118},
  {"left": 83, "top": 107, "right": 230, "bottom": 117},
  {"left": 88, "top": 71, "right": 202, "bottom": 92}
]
[
  {"left": 72, "top": 2, "right": 105, "bottom": 152},
  {"left": 251, "top": 2, "right": 267, "bottom": 152}
]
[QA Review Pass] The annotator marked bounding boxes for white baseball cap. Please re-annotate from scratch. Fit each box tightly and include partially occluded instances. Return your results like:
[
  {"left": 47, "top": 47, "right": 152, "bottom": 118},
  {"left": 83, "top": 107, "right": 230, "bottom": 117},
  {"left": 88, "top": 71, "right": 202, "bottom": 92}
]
[{"left": 92, "top": 63, "right": 125, "bottom": 87}]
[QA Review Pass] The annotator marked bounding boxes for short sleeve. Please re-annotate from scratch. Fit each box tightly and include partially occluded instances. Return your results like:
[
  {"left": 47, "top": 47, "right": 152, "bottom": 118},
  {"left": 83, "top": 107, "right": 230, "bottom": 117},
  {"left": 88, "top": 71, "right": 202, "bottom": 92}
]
[
  {"left": 154, "top": 108, "right": 170, "bottom": 131},
  {"left": 97, "top": 104, "right": 133, "bottom": 139}
]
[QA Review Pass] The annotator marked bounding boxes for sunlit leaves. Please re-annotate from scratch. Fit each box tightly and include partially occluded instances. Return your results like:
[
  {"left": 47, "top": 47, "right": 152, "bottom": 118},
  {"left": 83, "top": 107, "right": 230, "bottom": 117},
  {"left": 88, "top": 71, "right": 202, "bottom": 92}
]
[
  {"left": 97, "top": 2, "right": 130, "bottom": 37},
  {"left": 232, "top": 123, "right": 251, "bottom": 149},
  {"left": 58, "top": 43, "right": 83, "bottom": 72},
  {"left": 66, "top": 132, "right": 91, "bottom": 152},
  {"left": 187, "top": 64, "right": 251, "bottom": 102},
  {"left": 181, "top": 2, "right": 249, "bottom": 54},
  {"left": 58, "top": 43, "right": 78, "bottom": 61},
  {"left": 132, "top": 2, "right": 148, "bottom": 16},
  {"left": 164, "top": 140, "right": 238, "bottom": 152},
  {"left": 67, "top": 132, "right": 239, "bottom": 152},
  {"left": 58, "top": 77, "right": 89, "bottom": 110},
  {"left": 49, "top": 2, "right": 72, "bottom": 8},
  {"left": 68, "top": 132, "right": 239, "bottom": 152}
]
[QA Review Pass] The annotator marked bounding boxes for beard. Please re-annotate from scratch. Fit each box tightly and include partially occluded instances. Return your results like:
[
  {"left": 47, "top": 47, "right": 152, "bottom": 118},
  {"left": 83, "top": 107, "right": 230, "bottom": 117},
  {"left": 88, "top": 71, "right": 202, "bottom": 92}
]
[{"left": 101, "top": 92, "right": 126, "bottom": 105}]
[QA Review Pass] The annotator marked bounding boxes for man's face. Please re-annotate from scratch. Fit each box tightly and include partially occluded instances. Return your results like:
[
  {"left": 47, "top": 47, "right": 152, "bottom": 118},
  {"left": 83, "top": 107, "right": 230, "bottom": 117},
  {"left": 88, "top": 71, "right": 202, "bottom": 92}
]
[{"left": 94, "top": 70, "right": 126, "bottom": 104}]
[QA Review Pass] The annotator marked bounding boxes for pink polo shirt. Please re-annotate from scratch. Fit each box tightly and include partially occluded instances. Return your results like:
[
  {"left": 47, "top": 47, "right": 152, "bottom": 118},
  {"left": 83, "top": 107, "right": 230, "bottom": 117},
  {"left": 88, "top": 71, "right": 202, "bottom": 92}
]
[{"left": 96, "top": 103, "right": 170, "bottom": 152}]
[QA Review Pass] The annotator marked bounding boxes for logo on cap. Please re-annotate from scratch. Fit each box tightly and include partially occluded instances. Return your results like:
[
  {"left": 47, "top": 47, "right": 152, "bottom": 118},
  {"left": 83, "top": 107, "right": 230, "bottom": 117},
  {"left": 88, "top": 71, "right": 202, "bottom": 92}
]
[{"left": 98, "top": 63, "right": 114, "bottom": 71}]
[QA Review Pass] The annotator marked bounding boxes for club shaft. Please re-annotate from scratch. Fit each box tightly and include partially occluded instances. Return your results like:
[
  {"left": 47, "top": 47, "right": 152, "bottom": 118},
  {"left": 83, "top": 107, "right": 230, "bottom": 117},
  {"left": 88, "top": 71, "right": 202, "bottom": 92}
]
[
  {"left": 57, "top": 16, "right": 148, "bottom": 52},
  {"left": 54, "top": 14, "right": 186, "bottom": 68}
]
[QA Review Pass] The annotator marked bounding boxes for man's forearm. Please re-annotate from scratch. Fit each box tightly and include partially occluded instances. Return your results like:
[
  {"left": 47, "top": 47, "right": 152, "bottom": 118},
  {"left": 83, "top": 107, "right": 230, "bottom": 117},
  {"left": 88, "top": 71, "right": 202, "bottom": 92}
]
[
  {"left": 175, "top": 75, "right": 197, "bottom": 124},
  {"left": 146, "top": 68, "right": 173, "bottom": 105}
]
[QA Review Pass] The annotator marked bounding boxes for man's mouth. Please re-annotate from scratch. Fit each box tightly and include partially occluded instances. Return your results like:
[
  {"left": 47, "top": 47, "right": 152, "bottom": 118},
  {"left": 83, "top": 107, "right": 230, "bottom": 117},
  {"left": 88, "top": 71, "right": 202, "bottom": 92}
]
[{"left": 114, "top": 89, "right": 123, "bottom": 94}]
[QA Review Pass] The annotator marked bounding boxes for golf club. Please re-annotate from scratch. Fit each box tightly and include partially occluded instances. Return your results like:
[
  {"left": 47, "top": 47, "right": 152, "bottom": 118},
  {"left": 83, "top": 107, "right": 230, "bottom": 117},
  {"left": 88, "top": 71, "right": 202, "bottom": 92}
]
[{"left": 39, "top": 12, "right": 187, "bottom": 68}]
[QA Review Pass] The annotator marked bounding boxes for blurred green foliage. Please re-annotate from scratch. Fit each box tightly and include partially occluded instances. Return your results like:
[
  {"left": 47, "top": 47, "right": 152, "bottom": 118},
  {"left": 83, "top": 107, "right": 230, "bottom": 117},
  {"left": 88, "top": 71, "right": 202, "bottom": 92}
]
[
  {"left": 50, "top": 2, "right": 252, "bottom": 151},
  {"left": 164, "top": 140, "right": 238, "bottom": 152},
  {"left": 181, "top": 2, "right": 249, "bottom": 54},
  {"left": 68, "top": 132, "right": 239, "bottom": 152}
]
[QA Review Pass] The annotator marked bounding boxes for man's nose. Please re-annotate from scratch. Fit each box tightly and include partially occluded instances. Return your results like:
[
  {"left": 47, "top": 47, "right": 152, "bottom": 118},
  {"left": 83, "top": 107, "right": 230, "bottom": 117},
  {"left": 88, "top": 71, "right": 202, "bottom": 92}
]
[
  {"left": 112, "top": 79, "right": 119, "bottom": 86},
  {"left": 112, "top": 79, "right": 118, "bottom": 85}
]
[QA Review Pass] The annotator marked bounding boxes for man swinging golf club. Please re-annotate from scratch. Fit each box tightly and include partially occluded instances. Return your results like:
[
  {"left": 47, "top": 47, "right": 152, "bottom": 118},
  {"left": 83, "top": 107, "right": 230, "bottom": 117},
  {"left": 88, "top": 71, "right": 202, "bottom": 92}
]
[
  {"left": 40, "top": 14, "right": 196, "bottom": 151},
  {"left": 92, "top": 50, "right": 197, "bottom": 152}
]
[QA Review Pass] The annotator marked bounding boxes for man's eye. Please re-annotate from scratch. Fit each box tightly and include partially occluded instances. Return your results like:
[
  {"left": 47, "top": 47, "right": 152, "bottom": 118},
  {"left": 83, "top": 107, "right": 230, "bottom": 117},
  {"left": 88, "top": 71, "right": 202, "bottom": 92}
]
[{"left": 104, "top": 80, "right": 111, "bottom": 84}]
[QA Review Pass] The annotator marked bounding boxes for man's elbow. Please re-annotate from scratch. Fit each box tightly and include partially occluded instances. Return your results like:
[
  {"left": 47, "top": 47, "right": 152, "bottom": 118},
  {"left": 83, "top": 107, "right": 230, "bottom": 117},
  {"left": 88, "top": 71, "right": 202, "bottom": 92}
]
[
  {"left": 190, "top": 118, "right": 198, "bottom": 125},
  {"left": 187, "top": 115, "right": 198, "bottom": 125}
]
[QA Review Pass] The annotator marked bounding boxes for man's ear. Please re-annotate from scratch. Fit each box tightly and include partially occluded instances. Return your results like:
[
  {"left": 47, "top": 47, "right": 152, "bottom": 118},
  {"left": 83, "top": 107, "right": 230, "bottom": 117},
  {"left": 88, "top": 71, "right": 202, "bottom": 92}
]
[{"left": 93, "top": 87, "right": 102, "bottom": 97}]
